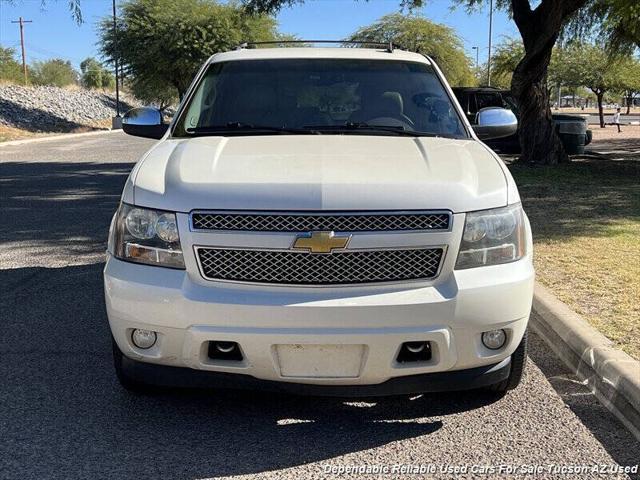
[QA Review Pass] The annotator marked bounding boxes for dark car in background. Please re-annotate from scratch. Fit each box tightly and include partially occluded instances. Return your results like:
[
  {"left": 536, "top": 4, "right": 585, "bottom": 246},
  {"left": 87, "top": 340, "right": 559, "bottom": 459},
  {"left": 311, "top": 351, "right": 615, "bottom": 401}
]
[{"left": 453, "top": 87, "right": 592, "bottom": 154}]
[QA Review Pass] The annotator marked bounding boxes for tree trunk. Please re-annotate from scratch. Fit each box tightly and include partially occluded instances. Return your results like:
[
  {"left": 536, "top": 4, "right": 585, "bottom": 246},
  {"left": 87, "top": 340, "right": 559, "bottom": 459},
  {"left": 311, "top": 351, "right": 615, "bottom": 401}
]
[
  {"left": 597, "top": 92, "right": 605, "bottom": 128},
  {"left": 509, "top": 0, "right": 587, "bottom": 165},
  {"left": 626, "top": 93, "right": 632, "bottom": 115},
  {"left": 512, "top": 69, "right": 566, "bottom": 164}
]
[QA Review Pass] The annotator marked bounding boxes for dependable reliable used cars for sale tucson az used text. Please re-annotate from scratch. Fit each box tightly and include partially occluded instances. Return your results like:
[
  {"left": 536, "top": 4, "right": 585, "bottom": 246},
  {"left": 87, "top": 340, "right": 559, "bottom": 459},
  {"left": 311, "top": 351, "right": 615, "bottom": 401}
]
[{"left": 104, "top": 42, "right": 534, "bottom": 395}]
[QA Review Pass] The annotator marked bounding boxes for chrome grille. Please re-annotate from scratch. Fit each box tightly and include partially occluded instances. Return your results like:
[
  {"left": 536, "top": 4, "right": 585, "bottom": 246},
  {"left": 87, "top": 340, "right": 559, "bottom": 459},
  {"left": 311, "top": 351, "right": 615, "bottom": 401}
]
[
  {"left": 191, "top": 212, "right": 450, "bottom": 232},
  {"left": 196, "top": 247, "right": 444, "bottom": 285}
]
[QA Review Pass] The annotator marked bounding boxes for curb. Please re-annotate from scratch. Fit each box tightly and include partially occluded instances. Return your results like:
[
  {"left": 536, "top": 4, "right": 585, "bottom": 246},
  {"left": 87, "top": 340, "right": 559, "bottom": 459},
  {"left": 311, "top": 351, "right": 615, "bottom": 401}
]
[
  {"left": 530, "top": 282, "right": 640, "bottom": 441},
  {"left": 0, "top": 129, "right": 121, "bottom": 147}
]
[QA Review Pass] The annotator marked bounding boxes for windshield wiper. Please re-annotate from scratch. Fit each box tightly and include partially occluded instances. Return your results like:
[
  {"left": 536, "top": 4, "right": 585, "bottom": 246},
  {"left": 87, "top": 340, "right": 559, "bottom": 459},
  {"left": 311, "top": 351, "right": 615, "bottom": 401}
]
[
  {"left": 303, "top": 122, "right": 435, "bottom": 137},
  {"left": 186, "top": 122, "right": 320, "bottom": 136}
]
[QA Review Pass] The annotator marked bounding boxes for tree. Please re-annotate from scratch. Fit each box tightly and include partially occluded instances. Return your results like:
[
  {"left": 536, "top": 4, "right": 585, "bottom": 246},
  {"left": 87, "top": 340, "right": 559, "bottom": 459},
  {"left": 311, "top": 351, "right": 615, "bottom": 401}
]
[
  {"left": 0, "top": 46, "right": 25, "bottom": 84},
  {"left": 490, "top": 38, "right": 525, "bottom": 88},
  {"left": 490, "top": 38, "right": 565, "bottom": 95},
  {"left": 80, "top": 57, "right": 102, "bottom": 88},
  {"left": 568, "top": 0, "right": 640, "bottom": 53},
  {"left": 30, "top": 59, "right": 77, "bottom": 87},
  {"left": 129, "top": 75, "right": 177, "bottom": 112},
  {"left": 80, "top": 57, "right": 115, "bottom": 89},
  {"left": 558, "top": 43, "right": 628, "bottom": 127},
  {"left": 347, "top": 14, "right": 475, "bottom": 86},
  {"left": 99, "top": 0, "right": 280, "bottom": 101},
  {"left": 461, "top": 1, "right": 588, "bottom": 165},
  {"left": 617, "top": 56, "right": 640, "bottom": 114}
]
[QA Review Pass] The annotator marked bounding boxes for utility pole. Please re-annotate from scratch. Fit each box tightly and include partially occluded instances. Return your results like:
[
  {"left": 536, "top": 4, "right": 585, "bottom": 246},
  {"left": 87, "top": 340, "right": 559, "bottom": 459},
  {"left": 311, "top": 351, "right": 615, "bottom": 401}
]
[
  {"left": 472, "top": 46, "right": 479, "bottom": 72},
  {"left": 487, "top": 0, "right": 493, "bottom": 87},
  {"left": 555, "top": 38, "right": 562, "bottom": 109},
  {"left": 11, "top": 17, "right": 33, "bottom": 85},
  {"left": 112, "top": 0, "right": 122, "bottom": 128}
]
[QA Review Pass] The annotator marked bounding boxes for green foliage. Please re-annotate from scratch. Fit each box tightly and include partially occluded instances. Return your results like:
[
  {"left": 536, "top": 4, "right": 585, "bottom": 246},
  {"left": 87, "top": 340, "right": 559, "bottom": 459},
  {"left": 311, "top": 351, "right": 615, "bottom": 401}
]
[
  {"left": 616, "top": 55, "right": 640, "bottom": 96},
  {"left": 558, "top": 43, "right": 628, "bottom": 95},
  {"left": 557, "top": 42, "right": 634, "bottom": 125},
  {"left": 566, "top": 0, "right": 640, "bottom": 53},
  {"left": 80, "top": 58, "right": 103, "bottom": 88},
  {"left": 128, "top": 75, "right": 177, "bottom": 111},
  {"left": 488, "top": 38, "right": 524, "bottom": 88},
  {"left": 0, "top": 46, "right": 25, "bottom": 84},
  {"left": 242, "top": 0, "right": 426, "bottom": 14},
  {"left": 99, "top": 0, "right": 279, "bottom": 100},
  {"left": 599, "top": 0, "right": 640, "bottom": 50},
  {"left": 80, "top": 57, "right": 115, "bottom": 89},
  {"left": 348, "top": 14, "right": 476, "bottom": 86},
  {"left": 30, "top": 58, "right": 77, "bottom": 87},
  {"left": 101, "top": 71, "right": 116, "bottom": 89},
  {"left": 492, "top": 38, "right": 639, "bottom": 102}
]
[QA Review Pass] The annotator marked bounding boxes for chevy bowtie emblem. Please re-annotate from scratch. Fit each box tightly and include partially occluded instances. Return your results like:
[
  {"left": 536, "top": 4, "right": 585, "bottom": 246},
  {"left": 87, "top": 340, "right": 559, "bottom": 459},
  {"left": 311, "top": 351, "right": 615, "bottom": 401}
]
[{"left": 292, "top": 231, "right": 351, "bottom": 254}]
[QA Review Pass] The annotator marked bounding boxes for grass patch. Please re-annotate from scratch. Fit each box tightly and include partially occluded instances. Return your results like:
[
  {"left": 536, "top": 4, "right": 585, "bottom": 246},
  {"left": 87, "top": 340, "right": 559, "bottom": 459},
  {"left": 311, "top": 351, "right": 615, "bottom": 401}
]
[
  {"left": 0, "top": 122, "right": 111, "bottom": 143},
  {"left": 0, "top": 125, "right": 36, "bottom": 142},
  {"left": 509, "top": 158, "right": 640, "bottom": 359}
]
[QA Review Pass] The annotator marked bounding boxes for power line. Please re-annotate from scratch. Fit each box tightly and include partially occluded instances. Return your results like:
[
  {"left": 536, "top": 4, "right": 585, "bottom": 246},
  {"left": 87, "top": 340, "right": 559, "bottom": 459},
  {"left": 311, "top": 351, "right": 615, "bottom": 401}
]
[{"left": 10, "top": 16, "right": 33, "bottom": 85}]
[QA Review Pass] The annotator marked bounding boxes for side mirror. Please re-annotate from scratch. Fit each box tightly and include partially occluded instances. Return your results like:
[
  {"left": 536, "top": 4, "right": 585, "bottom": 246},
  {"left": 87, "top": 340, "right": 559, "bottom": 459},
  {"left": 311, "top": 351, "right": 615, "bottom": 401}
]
[
  {"left": 472, "top": 107, "right": 518, "bottom": 140},
  {"left": 122, "top": 107, "right": 168, "bottom": 139}
]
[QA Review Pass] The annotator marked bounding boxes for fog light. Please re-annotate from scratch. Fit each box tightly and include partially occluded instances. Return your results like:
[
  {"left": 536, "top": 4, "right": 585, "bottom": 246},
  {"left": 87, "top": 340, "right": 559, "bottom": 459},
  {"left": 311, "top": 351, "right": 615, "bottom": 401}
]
[
  {"left": 131, "top": 329, "right": 157, "bottom": 349},
  {"left": 482, "top": 329, "right": 507, "bottom": 350}
]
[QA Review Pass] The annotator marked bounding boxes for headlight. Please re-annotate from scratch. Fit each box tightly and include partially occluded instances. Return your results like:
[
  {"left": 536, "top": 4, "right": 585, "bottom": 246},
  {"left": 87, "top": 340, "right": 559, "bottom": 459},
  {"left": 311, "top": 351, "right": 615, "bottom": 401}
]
[
  {"left": 455, "top": 204, "right": 526, "bottom": 269},
  {"left": 111, "top": 203, "right": 185, "bottom": 269}
]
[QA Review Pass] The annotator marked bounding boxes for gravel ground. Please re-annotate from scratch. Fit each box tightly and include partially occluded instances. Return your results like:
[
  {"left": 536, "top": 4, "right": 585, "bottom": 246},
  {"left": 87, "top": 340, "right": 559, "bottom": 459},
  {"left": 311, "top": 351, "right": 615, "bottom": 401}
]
[
  {"left": 0, "top": 133, "right": 638, "bottom": 480},
  {"left": 0, "top": 84, "right": 140, "bottom": 133}
]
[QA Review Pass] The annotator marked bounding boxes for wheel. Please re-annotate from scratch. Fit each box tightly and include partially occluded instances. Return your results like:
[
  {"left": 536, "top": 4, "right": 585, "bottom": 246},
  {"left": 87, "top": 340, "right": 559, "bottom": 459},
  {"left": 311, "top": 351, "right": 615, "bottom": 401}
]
[
  {"left": 487, "top": 330, "right": 528, "bottom": 394},
  {"left": 112, "top": 338, "right": 155, "bottom": 393}
]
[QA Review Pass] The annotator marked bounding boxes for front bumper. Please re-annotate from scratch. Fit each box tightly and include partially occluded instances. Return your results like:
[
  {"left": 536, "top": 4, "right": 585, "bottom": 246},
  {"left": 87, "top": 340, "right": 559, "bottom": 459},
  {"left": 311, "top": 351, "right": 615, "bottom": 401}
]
[
  {"left": 104, "top": 252, "right": 534, "bottom": 389},
  {"left": 119, "top": 351, "right": 512, "bottom": 396}
]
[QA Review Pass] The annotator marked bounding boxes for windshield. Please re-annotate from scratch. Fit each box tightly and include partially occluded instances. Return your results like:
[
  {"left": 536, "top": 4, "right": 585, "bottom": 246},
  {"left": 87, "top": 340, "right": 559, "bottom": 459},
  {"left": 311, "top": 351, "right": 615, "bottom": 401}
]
[{"left": 173, "top": 58, "right": 467, "bottom": 138}]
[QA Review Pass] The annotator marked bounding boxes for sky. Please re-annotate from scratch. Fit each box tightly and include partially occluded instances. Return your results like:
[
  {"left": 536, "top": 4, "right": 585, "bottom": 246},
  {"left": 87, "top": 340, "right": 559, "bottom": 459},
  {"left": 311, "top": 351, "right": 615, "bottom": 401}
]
[{"left": 0, "top": 0, "right": 518, "bottom": 69}]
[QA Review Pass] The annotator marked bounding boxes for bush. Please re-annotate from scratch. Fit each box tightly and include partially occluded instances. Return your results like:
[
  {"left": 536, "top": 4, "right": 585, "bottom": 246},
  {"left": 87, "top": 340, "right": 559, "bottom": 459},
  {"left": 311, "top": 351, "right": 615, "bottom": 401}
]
[
  {"left": 30, "top": 59, "right": 78, "bottom": 87},
  {"left": 0, "top": 47, "right": 25, "bottom": 84},
  {"left": 80, "top": 57, "right": 115, "bottom": 89}
]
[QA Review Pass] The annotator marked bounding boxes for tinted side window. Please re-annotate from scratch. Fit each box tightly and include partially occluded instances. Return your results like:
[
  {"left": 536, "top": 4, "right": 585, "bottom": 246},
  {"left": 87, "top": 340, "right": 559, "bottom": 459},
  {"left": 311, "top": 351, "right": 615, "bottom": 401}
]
[{"left": 475, "top": 93, "right": 504, "bottom": 111}]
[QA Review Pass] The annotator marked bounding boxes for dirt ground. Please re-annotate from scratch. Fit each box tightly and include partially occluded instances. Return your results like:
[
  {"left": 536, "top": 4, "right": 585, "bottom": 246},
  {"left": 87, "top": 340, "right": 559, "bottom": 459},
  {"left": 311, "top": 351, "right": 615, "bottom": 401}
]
[
  {"left": 561, "top": 106, "right": 640, "bottom": 116},
  {"left": 590, "top": 124, "right": 640, "bottom": 142},
  {"left": 0, "top": 121, "right": 110, "bottom": 143}
]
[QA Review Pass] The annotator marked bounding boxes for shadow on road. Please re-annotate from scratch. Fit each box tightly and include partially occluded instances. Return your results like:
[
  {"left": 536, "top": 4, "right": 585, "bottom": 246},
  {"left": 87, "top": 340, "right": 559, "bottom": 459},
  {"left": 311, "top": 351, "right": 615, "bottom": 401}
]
[{"left": 0, "top": 161, "right": 134, "bottom": 263}]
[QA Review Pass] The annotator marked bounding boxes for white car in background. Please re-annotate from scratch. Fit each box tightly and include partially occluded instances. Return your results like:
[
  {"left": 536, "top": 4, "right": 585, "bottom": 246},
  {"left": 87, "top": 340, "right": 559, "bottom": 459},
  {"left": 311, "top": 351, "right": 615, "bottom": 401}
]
[{"left": 105, "top": 42, "right": 534, "bottom": 395}]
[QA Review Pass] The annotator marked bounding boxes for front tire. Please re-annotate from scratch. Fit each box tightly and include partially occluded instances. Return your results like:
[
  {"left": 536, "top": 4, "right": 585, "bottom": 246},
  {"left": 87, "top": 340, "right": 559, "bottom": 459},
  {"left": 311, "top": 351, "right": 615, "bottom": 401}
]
[
  {"left": 487, "top": 330, "right": 528, "bottom": 394},
  {"left": 112, "top": 338, "right": 155, "bottom": 393}
]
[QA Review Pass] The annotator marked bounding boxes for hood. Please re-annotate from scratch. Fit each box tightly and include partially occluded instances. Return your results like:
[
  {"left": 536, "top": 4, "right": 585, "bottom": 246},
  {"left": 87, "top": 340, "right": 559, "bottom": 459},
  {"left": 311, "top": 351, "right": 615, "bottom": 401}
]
[{"left": 132, "top": 135, "right": 507, "bottom": 213}]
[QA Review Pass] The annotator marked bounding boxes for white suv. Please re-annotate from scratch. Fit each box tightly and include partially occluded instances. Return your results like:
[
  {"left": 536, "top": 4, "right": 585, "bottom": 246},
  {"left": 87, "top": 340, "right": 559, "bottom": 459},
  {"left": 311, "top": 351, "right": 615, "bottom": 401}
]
[{"left": 105, "top": 44, "right": 534, "bottom": 395}]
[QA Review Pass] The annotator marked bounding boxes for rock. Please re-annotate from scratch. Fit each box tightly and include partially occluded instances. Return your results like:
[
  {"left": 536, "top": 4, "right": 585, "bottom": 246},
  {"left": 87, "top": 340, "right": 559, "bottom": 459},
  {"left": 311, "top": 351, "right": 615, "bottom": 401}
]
[{"left": 0, "top": 85, "right": 143, "bottom": 133}]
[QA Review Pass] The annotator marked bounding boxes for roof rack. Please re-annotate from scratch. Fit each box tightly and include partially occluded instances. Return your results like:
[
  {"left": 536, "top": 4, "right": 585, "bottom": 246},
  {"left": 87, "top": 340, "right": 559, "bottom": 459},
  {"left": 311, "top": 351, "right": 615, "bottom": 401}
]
[{"left": 236, "top": 40, "right": 400, "bottom": 53}]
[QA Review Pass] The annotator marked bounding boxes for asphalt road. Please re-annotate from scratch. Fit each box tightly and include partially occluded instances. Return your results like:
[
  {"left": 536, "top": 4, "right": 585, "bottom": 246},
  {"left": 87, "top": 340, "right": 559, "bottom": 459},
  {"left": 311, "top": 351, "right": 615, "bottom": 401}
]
[
  {"left": 1, "top": 132, "right": 639, "bottom": 480},
  {"left": 581, "top": 113, "right": 637, "bottom": 125}
]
